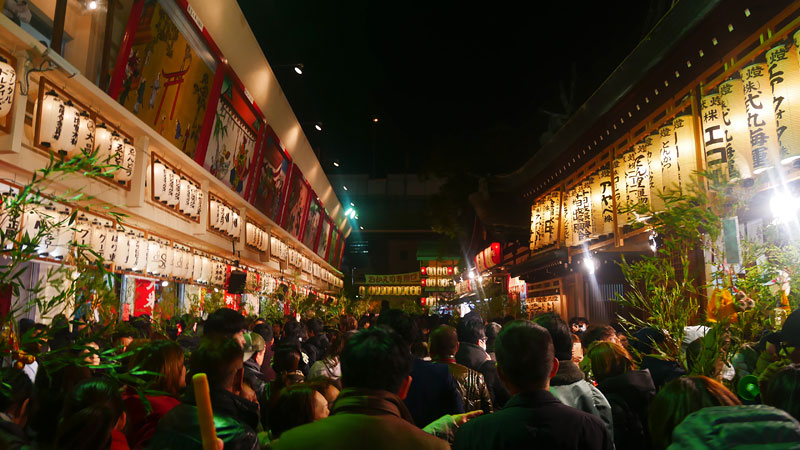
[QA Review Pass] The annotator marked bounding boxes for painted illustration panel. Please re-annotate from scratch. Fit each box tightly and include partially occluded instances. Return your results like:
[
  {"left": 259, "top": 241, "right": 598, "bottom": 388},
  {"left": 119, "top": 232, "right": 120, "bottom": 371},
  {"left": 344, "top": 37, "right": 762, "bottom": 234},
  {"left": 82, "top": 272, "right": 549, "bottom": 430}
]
[
  {"left": 316, "top": 217, "right": 331, "bottom": 258},
  {"left": 115, "top": 0, "right": 215, "bottom": 157},
  {"left": 251, "top": 134, "right": 290, "bottom": 222},
  {"left": 282, "top": 165, "right": 311, "bottom": 240},
  {"left": 302, "top": 198, "right": 323, "bottom": 251},
  {"left": 327, "top": 228, "right": 339, "bottom": 264},
  {"left": 203, "top": 76, "right": 260, "bottom": 195},
  {"left": 336, "top": 236, "right": 345, "bottom": 269}
]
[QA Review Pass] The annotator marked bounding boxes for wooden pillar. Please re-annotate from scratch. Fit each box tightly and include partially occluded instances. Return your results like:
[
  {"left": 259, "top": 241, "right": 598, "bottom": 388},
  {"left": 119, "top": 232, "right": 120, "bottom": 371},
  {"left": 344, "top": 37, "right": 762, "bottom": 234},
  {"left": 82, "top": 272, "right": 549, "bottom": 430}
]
[{"left": 50, "top": 0, "right": 68, "bottom": 55}]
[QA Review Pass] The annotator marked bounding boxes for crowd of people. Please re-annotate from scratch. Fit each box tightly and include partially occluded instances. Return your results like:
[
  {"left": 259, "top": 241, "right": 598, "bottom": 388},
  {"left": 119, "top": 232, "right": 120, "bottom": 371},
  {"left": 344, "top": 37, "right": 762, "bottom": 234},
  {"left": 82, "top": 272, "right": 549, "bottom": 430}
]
[{"left": 2, "top": 306, "right": 800, "bottom": 449}]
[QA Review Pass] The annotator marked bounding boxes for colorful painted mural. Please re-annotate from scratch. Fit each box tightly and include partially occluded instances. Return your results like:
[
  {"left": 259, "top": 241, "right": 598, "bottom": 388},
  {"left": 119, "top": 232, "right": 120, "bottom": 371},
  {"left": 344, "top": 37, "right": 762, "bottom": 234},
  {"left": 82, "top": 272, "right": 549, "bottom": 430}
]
[
  {"left": 204, "top": 99, "right": 257, "bottom": 195},
  {"left": 282, "top": 164, "right": 311, "bottom": 240},
  {"left": 303, "top": 198, "right": 323, "bottom": 251},
  {"left": 251, "top": 134, "right": 290, "bottom": 223},
  {"left": 113, "top": 0, "right": 215, "bottom": 158},
  {"left": 316, "top": 217, "right": 331, "bottom": 258}
]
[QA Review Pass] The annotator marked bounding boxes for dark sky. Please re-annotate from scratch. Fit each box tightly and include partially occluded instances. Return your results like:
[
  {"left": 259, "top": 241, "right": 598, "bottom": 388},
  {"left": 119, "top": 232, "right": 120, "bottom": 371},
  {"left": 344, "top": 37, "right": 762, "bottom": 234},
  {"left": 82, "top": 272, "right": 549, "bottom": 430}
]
[{"left": 237, "top": 1, "right": 663, "bottom": 177}]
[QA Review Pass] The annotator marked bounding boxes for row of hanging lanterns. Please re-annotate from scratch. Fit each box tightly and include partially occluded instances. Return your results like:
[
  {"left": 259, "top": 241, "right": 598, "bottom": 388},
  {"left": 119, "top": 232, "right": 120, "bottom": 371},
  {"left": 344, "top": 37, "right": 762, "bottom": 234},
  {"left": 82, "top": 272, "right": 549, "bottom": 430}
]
[
  {"left": 208, "top": 196, "right": 241, "bottom": 239},
  {"left": 245, "top": 221, "right": 268, "bottom": 252},
  {"left": 359, "top": 285, "right": 423, "bottom": 296},
  {"left": 530, "top": 191, "right": 563, "bottom": 251},
  {"left": 152, "top": 159, "right": 202, "bottom": 220}
]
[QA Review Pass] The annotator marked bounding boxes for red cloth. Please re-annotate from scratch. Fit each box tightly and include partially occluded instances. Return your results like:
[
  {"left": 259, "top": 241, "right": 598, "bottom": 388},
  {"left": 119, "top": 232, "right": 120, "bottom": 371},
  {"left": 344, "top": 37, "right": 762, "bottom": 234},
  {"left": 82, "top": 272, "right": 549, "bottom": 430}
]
[
  {"left": 133, "top": 280, "right": 155, "bottom": 316},
  {"left": 122, "top": 387, "right": 180, "bottom": 449},
  {"left": 111, "top": 429, "right": 130, "bottom": 450}
]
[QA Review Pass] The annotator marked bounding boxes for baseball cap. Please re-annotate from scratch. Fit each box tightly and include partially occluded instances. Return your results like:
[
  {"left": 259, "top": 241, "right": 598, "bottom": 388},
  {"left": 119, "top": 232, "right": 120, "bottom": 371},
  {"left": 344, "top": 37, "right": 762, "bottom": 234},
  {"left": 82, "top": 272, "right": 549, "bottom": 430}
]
[{"left": 242, "top": 332, "right": 266, "bottom": 362}]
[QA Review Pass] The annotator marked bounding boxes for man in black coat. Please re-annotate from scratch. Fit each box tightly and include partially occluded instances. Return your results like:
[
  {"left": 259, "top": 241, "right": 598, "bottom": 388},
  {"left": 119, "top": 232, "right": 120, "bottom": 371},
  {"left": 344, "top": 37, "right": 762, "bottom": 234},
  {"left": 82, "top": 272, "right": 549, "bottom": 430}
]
[
  {"left": 454, "top": 320, "right": 612, "bottom": 450},
  {"left": 456, "top": 318, "right": 510, "bottom": 408},
  {"left": 377, "top": 309, "right": 464, "bottom": 427}
]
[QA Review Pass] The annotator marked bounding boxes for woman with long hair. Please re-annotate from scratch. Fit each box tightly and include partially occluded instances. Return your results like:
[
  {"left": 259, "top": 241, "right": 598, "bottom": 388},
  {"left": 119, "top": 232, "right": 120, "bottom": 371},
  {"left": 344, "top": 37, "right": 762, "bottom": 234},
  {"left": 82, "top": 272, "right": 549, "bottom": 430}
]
[
  {"left": 122, "top": 340, "right": 186, "bottom": 448},
  {"left": 54, "top": 378, "right": 128, "bottom": 450},
  {"left": 308, "top": 330, "right": 355, "bottom": 381}
]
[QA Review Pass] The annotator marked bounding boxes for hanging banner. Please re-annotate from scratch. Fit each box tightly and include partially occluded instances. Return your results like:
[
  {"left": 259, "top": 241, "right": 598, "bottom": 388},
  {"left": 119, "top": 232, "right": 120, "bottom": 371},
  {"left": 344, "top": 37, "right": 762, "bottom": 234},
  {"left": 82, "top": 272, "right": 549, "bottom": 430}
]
[
  {"left": 110, "top": 0, "right": 216, "bottom": 158},
  {"left": 282, "top": 164, "right": 312, "bottom": 240},
  {"left": 133, "top": 279, "right": 155, "bottom": 316},
  {"left": 365, "top": 272, "right": 422, "bottom": 285},
  {"left": 203, "top": 75, "right": 261, "bottom": 196},
  {"left": 612, "top": 154, "right": 628, "bottom": 227},
  {"left": 303, "top": 197, "right": 323, "bottom": 250},
  {"left": 719, "top": 78, "right": 754, "bottom": 182},
  {"left": 316, "top": 216, "right": 332, "bottom": 258},
  {"left": 701, "top": 94, "right": 728, "bottom": 179},
  {"left": 740, "top": 63, "right": 780, "bottom": 173},
  {"left": 769, "top": 40, "right": 800, "bottom": 165},
  {"left": 251, "top": 131, "right": 291, "bottom": 222}
]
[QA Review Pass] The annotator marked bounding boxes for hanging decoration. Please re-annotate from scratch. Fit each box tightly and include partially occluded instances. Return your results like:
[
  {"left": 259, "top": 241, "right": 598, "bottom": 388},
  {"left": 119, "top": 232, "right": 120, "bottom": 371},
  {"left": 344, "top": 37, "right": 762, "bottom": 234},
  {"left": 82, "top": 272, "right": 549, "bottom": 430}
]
[
  {"left": 673, "top": 114, "right": 699, "bottom": 191},
  {"left": 701, "top": 93, "right": 728, "bottom": 179},
  {"left": 0, "top": 55, "right": 16, "bottom": 120},
  {"left": 591, "top": 166, "right": 614, "bottom": 235},
  {"left": 38, "top": 90, "right": 64, "bottom": 150},
  {"left": 768, "top": 40, "right": 800, "bottom": 165},
  {"left": 719, "top": 78, "right": 754, "bottom": 182},
  {"left": 740, "top": 63, "right": 780, "bottom": 173},
  {"left": 151, "top": 154, "right": 201, "bottom": 222},
  {"left": 74, "top": 111, "right": 95, "bottom": 158}
]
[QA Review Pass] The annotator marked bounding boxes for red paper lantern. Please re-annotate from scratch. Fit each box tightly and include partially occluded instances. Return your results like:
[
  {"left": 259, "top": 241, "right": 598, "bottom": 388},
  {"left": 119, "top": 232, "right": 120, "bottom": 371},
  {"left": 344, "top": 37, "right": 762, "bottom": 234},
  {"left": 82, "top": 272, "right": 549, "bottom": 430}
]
[{"left": 421, "top": 266, "right": 427, "bottom": 275}]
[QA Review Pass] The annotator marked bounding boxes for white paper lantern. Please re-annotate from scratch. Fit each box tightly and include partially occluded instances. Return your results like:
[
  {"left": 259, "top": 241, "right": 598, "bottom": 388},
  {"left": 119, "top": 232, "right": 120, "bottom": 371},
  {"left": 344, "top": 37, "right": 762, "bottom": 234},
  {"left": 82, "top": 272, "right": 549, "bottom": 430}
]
[
  {"left": 179, "top": 178, "right": 190, "bottom": 213},
  {"left": 166, "top": 169, "right": 179, "bottom": 207},
  {"left": 673, "top": 114, "right": 698, "bottom": 190},
  {"left": 146, "top": 239, "right": 161, "bottom": 275},
  {"left": 153, "top": 161, "right": 166, "bottom": 202},
  {"left": 560, "top": 189, "right": 572, "bottom": 247},
  {"left": 200, "top": 256, "right": 212, "bottom": 283},
  {"left": 771, "top": 39, "right": 800, "bottom": 165},
  {"left": 612, "top": 156, "right": 628, "bottom": 227},
  {"left": 194, "top": 190, "right": 204, "bottom": 219},
  {"left": 93, "top": 124, "right": 117, "bottom": 166},
  {"left": 49, "top": 205, "right": 73, "bottom": 259},
  {"left": 740, "top": 63, "right": 780, "bottom": 173},
  {"left": 58, "top": 101, "right": 80, "bottom": 157},
  {"left": 163, "top": 244, "right": 173, "bottom": 277},
  {"left": 38, "top": 90, "right": 64, "bottom": 150},
  {"left": 74, "top": 214, "right": 92, "bottom": 250},
  {"left": 209, "top": 199, "right": 220, "bottom": 229},
  {"left": 171, "top": 172, "right": 181, "bottom": 207},
  {"left": 89, "top": 218, "right": 106, "bottom": 262},
  {"left": 74, "top": 111, "right": 94, "bottom": 158},
  {"left": 720, "top": 79, "right": 754, "bottom": 182},
  {"left": 192, "top": 253, "right": 203, "bottom": 282},
  {"left": 132, "top": 232, "right": 147, "bottom": 273},
  {"left": 113, "top": 228, "right": 129, "bottom": 269},
  {"left": 701, "top": 94, "right": 728, "bottom": 179},
  {"left": 231, "top": 211, "right": 241, "bottom": 239},
  {"left": 105, "top": 223, "right": 118, "bottom": 267},
  {"left": 120, "top": 140, "right": 136, "bottom": 184},
  {"left": 0, "top": 56, "right": 16, "bottom": 119}
]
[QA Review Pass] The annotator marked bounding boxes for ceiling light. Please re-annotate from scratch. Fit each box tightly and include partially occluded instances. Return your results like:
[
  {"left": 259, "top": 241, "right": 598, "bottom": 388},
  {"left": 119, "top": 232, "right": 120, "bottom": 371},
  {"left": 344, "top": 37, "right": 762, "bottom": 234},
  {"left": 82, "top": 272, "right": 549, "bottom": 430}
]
[
  {"left": 87, "top": 0, "right": 98, "bottom": 10},
  {"left": 372, "top": 117, "right": 379, "bottom": 123},
  {"left": 343, "top": 185, "right": 348, "bottom": 191},
  {"left": 161, "top": 280, "right": 169, "bottom": 287},
  {"left": 584, "top": 256, "right": 596, "bottom": 275},
  {"left": 333, "top": 160, "right": 340, "bottom": 167},
  {"left": 294, "top": 64, "right": 304, "bottom": 75},
  {"left": 314, "top": 122, "right": 322, "bottom": 131},
  {"left": 360, "top": 226, "right": 364, "bottom": 230},
  {"left": 350, "top": 202, "right": 354, "bottom": 206}
]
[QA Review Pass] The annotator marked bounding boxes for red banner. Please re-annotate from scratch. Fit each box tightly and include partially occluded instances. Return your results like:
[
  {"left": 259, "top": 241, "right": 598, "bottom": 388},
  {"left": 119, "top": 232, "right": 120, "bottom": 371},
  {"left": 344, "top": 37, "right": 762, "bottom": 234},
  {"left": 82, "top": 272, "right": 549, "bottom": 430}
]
[{"left": 133, "top": 279, "right": 155, "bottom": 316}]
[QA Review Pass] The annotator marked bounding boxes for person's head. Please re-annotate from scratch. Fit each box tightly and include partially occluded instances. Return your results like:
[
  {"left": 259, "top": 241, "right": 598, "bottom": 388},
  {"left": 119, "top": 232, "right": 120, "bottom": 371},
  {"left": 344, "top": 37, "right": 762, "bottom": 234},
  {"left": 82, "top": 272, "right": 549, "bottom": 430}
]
[
  {"left": 272, "top": 321, "right": 283, "bottom": 340},
  {"left": 112, "top": 323, "right": 136, "bottom": 352},
  {"left": 485, "top": 322, "right": 502, "bottom": 351},
  {"left": 429, "top": 325, "right": 459, "bottom": 358},
  {"left": 243, "top": 332, "right": 267, "bottom": 366},
  {"left": 283, "top": 320, "right": 308, "bottom": 342},
  {"left": 569, "top": 317, "right": 588, "bottom": 334},
  {"left": 648, "top": 376, "right": 741, "bottom": 450},
  {"left": 307, "top": 318, "right": 324, "bottom": 337},
  {"left": 532, "top": 313, "right": 573, "bottom": 362},
  {"left": 82, "top": 341, "right": 101, "bottom": 366},
  {"left": 495, "top": 320, "right": 557, "bottom": 394},
  {"left": 273, "top": 344, "right": 304, "bottom": 386},
  {"left": 29, "top": 363, "right": 92, "bottom": 444},
  {"left": 189, "top": 336, "right": 244, "bottom": 392},
  {"left": 581, "top": 325, "right": 619, "bottom": 349},
  {"left": 128, "top": 339, "right": 186, "bottom": 396},
  {"left": 0, "top": 368, "right": 33, "bottom": 426},
  {"left": 458, "top": 318, "right": 487, "bottom": 349},
  {"left": 340, "top": 327, "right": 413, "bottom": 397},
  {"left": 325, "top": 330, "right": 356, "bottom": 361},
  {"left": 775, "top": 311, "right": 800, "bottom": 363},
  {"left": 376, "top": 309, "right": 421, "bottom": 348},
  {"left": 204, "top": 308, "right": 247, "bottom": 347},
  {"left": 763, "top": 363, "right": 800, "bottom": 422},
  {"left": 358, "top": 315, "right": 372, "bottom": 329},
  {"left": 339, "top": 315, "right": 358, "bottom": 332},
  {"left": 53, "top": 378, "right": 126, "bottom": 450},
  {"left": 252, "top": 322, "right": 274, "bottom": 347},
  {"left": 584, "top": 341, "right": 635, "bottom": 382},
  {"left": 269, "top": 384, "right": 329, "bottom": 438}
]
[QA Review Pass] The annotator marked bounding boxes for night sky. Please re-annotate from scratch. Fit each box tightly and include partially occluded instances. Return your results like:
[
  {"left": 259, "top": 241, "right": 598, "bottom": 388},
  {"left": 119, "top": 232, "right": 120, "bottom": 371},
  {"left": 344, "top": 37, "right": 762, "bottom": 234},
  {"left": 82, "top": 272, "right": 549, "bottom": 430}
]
[{"left": 237, "top": 1, "right": 666, "bottom": 178}]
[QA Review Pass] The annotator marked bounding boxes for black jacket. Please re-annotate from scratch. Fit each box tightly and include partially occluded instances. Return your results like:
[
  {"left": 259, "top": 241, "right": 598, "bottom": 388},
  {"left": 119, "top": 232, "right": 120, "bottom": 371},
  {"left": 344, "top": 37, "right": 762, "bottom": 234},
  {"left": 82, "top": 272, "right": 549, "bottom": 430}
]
[
  {"left": 456, "top": 342, "right": 510, "bottom": 408},
  {"left": 403, "top": 359, "right": 464, "bottom": 427},
  {"left": 597, "top": 370, "right": 656, "bottom": 450},
  {"left": 453, "top": 390, "right": 613, "bottom": 450},
  {"left": 0, "top": 419, "right": 28, "bottom": 450},
  {"left": 243, "top": 358, "right": 267, "bottom": 401},
  {"left": 148, "top": 386, "right": 260, "bottom": 450}
]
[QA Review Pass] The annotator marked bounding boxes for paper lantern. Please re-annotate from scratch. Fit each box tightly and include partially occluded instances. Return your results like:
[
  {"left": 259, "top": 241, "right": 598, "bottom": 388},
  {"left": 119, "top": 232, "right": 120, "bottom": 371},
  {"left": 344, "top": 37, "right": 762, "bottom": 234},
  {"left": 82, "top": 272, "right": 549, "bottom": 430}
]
[
  {"left": 74, "top": 111, "right": 94, "bottom": 157},
  {"left": 770, "top": 40, "right": 800, "bottom": 165},
  {"left": 171, "top": 246, "right": 183, "bottom": 278},
  {"left": 529, "top": 201, "right": 541, "bottom": 251},
  {"left": 209, "top": 199, "right": 219, "bottom": 229},
  {"left": 590, "top": 170, "right": 612, "bottom": 236},
  {"left": 201, "top": 256, "right": 212, "bottom": 283},
  {"left": 740, "top": 63, "right": 780, "bottom": 173},
  {"left": 120, "top": 140, "right": 136, "bottom": 184},
  {"left": 74, "top": 214, "right": 92, "bottom": 250},
  {"left": 0, "top": 56, "right": 16, "bottom": 119},
  {"left": 622, "top": 146, "right": 649, "bottom": 221},
  {"left": 38, "top": 90, "right": 64, "bottom": 150},
  {"left": 720, "top": 79, "right": 754, "bottom": 182},
  {"left": 612, "top": 156, "right": 628, "bottom": 227},
  {"left": 179, "top": 178, "right": 190, "bottom": 213},
  {"left": 89, "top": 218, "right": 107, "bottom": 262},
  {"left": 560, "top": 189, "right": 572, "bottom": 246},
  {"left": 93, "top": 123, "right": 114, "bottom": 163},
  {"left": 113, "top": 228, "right": 130, "bottom": 269},
  {"left": 58, "top": 101, "right": 80, "bottom": 157},
  {"left": 192, "top": 253, "right": 203, "bottom": 282},
  {"left": 166, "top": 169, "right": 179, "bottom": 207},
  {"left": 105, "top": 224, "right": 118, "bottom": 267},
  {"left": 171, "top": 172, "right": 181, "bottom": 207},
  {"left": 673, "top": 114, "right": 698, "bottom": 190},
  {"left": 701, "top": 94, "right": 728, "bottom": 179},
  {"left": 231, "top": 211, "right": 241, "bottom": 238},
  {"left": 163, "top": 244, "right": 173, "bottom": 277},
  {"left": 656, "top": 123, "right": 679, "bottom": 197},
  {"left": 153, "top": 160, "right": 166, "bottom": 201},
  {"left": 132, "top": 232, "right": 147, "bottom": 273},
  {"left": 146, "top": 239, "right": 161, "bottom": 275},
  {"left": 184, "top": 249, "right": 194, "bottom": 279},
  {"left": 49, "top": 205, "right": 73, "bottom": 259},
  {"left": 194, "top": 191, "right": 204, "bottom": 219}
]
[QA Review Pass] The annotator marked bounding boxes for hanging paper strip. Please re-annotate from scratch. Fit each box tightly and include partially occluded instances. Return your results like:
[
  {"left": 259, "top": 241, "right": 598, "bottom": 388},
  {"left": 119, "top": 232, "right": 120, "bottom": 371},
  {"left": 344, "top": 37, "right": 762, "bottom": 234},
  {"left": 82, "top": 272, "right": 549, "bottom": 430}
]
[
  {"left": 740, "top": 63, "right": 780, "bottom": 173},
  {"left": 769, "top": 39, "right": 800, "bottom": 165},
  {"left": 719, "top": 78, "right": 754, "bottom": 181},
  {"left": 613, "top": 155, "right": 628, "bottom": 226},
  {"left": 701, "top": 94, "right": 728, "bottom": 179}
]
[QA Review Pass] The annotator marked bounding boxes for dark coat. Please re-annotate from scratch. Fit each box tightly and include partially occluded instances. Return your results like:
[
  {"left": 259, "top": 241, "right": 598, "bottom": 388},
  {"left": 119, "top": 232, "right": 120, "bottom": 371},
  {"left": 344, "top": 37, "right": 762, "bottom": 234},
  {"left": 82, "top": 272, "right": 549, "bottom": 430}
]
[
  {"left": 596, "top": 369, "right": 656, "bottom": 450},
  {"left": 403, "top": 359, "right": 464, "bottom": 427},
  {"left": 0, "top": 419, "right": 28, "bottom": 450},
  {"left": 453, "top": 390, "right": 613, "bottom": 450},
  {"left": 274, "top": 388, "right": 448, "bottom": 450},
  {"left": 433, "top": 359, "right": 493, "bottom": 414},
  {"left": 243, "top": 358, "right": 267, "bottom": 400},
  {"left": 148, "top": 387, "right": 260, "bottom": 450},
  {"left": 456, "top": 342, "right": 510, "bottom": 408}
]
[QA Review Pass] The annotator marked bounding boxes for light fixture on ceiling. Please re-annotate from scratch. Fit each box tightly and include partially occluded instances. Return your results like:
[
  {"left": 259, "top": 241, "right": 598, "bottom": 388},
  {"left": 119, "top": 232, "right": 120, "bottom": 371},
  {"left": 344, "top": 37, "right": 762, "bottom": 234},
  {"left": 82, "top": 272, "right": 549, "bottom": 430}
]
[
  {"left": 87, "top": 0, "right": 98, "bottom": 10},
  {"left": 350, "top": 202, "right": 354, "bottom": 206},
  {"left": 342, "top": 185, "right": 348, "bottom": 191},
  {"left": 360, "top": 226, "right": 364, "bottom": 230},
  {"left": 294, "top": 64, "right": 304, "bottom": 75},
  {"left": 314, "top": 122, "right": 322, "bottom": 131},
  {"left": 333, "top": 160, "right": 340, "bottom": 167},
  {"left": 372, "top": 117, "right": 379, "bottom": 123}
]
